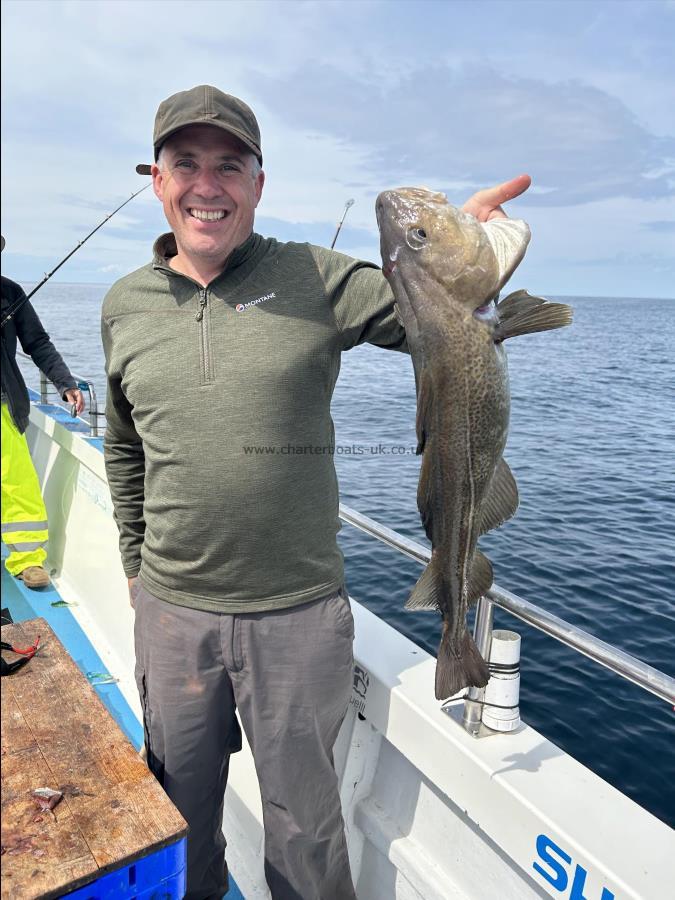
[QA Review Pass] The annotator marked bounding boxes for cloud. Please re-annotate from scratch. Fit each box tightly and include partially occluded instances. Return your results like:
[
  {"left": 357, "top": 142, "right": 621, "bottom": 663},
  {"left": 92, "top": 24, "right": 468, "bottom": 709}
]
[
  {"left": 2, "top": 0, "right": 674, "bottom": 298},
  {"left": 642, "top": 220, "right": 675, "bottom": 232},
  {"left": 249, "top": 62, "right": 675, "bottom": 206},
  {"left": 256, "top": 215, "right": 374, "bottom": 249}
]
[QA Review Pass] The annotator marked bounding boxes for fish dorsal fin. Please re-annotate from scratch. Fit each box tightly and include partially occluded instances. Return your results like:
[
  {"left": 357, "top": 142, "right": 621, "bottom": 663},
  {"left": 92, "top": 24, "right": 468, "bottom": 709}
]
[
  {"left": 495, "top": 290, "right": 573, "bottom": 342},
  {"left": 405, "top": 557, "right": 440, "bottom": 610},
  {"left": 406, "top": 548, "right": 494, "bottom": 612},
  {"left": 482, "top": 218, "right": 531, "bottom": 291},
  {"left": 467, "top": 549, "right": 494, "bottom": 604},
  {"left": 479, "top": 458, "right": 519, "bottom": 534}
]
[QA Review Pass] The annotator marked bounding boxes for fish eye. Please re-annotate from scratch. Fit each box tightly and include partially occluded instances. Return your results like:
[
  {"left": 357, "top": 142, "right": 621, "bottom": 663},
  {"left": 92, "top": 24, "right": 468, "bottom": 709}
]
[{"left": 406, "top": 227, "right": 428, "bottom": 250}]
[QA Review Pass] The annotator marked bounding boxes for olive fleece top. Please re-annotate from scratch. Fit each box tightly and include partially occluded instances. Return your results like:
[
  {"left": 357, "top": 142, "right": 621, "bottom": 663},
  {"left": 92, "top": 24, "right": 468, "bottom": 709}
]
[{"left": 102, "top": 231, "right": 405, "bottom": 612}]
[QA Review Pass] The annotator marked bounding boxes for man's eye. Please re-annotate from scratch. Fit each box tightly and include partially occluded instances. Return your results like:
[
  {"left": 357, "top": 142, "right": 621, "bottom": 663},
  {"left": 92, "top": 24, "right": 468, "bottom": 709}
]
[{"left": 175, "top": 160, "right": 196, "bottom": 170}]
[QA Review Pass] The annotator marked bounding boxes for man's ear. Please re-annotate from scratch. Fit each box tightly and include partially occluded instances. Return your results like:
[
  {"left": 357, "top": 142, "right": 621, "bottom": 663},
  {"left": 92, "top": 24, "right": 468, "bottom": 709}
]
[
  {"left": 254, "top": 169, "right": 265, "bottom": 207},
  {"left": 151, "top": 163, "right": 164, "bottom": 202}
]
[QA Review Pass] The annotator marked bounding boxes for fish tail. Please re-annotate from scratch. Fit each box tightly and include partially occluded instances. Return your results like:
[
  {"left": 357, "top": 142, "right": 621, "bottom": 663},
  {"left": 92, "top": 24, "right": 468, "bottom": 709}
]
[{"left": 435, "top": 628, "right": 490, "bottom": 700}]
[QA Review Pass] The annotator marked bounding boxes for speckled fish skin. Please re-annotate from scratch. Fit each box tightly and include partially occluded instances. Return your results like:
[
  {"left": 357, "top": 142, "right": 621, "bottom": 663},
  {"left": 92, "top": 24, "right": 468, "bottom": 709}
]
[{"left": 376, "top": 187, "right": 572, "bottom": 700}]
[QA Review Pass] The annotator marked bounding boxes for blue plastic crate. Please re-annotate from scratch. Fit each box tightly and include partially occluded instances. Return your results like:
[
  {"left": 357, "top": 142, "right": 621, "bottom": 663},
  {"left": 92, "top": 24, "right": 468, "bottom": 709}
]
[{"left": 62, "top": 838, "right": 186, "bottom": 899}]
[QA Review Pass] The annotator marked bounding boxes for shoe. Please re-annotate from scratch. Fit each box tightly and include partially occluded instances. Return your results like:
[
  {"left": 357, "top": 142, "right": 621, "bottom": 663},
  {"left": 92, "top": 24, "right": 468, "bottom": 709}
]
[{"left": 17, "top": 566, "right": 51, "bottom": 589}]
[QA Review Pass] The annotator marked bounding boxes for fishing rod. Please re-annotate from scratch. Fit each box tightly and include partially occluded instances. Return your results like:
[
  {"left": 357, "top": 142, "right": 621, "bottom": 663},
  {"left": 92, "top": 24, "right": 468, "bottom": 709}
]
[
  {"left": 330, "top": 198, "right": 355, "bottom": 249},
  {"left": 1, "top": 183, "right": 152, "bottom": 328}
]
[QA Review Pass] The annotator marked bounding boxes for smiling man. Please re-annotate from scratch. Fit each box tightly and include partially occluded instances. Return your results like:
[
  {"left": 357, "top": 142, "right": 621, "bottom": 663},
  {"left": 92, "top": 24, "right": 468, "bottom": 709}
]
[
  {"left": 152, "top": 123, "right": 264, "bottom": 284},
  {"left": 102, "top": 84, "right": 530, "bottom": 900}
]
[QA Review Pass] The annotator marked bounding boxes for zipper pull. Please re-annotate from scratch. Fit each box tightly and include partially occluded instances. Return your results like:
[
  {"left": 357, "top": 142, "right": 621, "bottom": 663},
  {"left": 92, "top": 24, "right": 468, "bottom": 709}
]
[{"left": 195, "top": 290, "right": 208, "bottom": 322}]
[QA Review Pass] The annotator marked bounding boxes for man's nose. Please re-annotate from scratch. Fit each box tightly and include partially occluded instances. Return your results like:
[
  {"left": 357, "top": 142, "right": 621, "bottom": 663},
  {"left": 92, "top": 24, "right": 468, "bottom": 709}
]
[{"left": 193, "top": 167, "right": 224, "bottom": 198}]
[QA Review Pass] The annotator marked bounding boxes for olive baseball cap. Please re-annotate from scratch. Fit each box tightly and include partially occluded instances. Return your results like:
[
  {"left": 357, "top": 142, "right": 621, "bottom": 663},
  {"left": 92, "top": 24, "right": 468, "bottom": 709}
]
[{"left": 136, "top": 84, "right": 262, "bottom": 175}]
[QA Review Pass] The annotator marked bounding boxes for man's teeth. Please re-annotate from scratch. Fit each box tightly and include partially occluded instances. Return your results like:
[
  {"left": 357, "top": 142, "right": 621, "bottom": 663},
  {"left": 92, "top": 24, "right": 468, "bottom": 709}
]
[{"left": 190, "top": 209, "right": 226, "bottom": 221}]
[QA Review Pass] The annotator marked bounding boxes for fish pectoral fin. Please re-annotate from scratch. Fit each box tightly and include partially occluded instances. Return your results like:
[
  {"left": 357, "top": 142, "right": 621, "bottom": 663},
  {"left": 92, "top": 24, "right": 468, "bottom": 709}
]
[
  {"left": 435, "top": 629, "right": 490, "bottom": 700},
  {"left": 495, "top": 291, "right": 573, "bottom": 341},
  {"left": 467, "top": 549, "right": 494, "bottom": 604},
  {"left": 405, "top": 560, "right": 440, "bottom": 610},
  {"left": 479, "top": 458, "right": 519, "bottom": 534},
  {"left": 482, "top": 218, "right": 531, "bottom": 291}
]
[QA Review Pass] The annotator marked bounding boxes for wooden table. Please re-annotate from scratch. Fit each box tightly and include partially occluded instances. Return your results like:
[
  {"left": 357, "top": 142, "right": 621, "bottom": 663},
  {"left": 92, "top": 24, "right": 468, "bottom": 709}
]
[{"left": 1, "top": 618, "right": 187, "bottom": 899}]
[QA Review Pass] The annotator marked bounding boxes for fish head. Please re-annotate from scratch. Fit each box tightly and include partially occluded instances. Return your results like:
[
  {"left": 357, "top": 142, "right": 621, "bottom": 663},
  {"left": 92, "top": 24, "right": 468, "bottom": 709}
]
[{"left": 376, "top": 187, "right": 531, "bottom": 319}]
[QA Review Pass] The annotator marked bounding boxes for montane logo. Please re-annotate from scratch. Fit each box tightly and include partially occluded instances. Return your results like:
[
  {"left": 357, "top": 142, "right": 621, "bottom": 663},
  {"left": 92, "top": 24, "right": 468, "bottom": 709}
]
[{"left": 236, "top": 291, "right": 276, "bottom": 312}]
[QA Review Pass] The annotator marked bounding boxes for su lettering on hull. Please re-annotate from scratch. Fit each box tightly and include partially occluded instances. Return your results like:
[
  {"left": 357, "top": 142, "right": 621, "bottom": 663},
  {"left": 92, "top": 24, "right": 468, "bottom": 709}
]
[{"left": 533, "top": 834, "right": 616, "bottom": 900}]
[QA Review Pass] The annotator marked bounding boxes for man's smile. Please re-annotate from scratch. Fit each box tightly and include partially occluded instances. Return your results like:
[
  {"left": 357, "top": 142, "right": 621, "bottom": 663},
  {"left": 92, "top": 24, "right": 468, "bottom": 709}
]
[{"left": 188, "top": 208, "right": 228, "bottom": 221}]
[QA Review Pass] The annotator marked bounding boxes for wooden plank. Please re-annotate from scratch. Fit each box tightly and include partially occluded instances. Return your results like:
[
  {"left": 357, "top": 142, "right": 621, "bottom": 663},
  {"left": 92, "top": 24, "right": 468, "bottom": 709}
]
[
  {"left": 1, "top": 687, "right": 38, "bottom": 758},
  {"left": 1, "top": 743, "right": 94, "bottom": 900},
  {"left": 1, "top": 618, "right": 187, "bottom": 899}
]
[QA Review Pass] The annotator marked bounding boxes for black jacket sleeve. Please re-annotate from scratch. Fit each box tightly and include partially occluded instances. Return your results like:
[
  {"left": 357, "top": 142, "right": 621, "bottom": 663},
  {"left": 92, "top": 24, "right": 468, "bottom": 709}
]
[{"left": 14, "top": 293, "right": 77, "bottom": 398}]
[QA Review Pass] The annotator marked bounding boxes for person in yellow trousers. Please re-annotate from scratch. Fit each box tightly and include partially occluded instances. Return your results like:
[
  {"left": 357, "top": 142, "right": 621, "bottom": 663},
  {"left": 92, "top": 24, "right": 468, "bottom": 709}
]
[{"left": 1, "top": 237, "right": 84, "bottom": 588}]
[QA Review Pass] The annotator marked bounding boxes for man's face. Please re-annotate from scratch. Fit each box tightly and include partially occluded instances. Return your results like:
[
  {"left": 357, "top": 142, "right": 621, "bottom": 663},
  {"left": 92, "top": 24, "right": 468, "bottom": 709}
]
[{"left": 152, "top": 124, "right": 264, "bottom": 266}]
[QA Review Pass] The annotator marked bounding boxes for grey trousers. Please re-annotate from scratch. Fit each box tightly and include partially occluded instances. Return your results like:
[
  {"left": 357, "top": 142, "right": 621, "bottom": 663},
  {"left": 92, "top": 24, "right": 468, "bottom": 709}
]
[{"left": 133, "top": 583, "right": 357, "bottom": 900}]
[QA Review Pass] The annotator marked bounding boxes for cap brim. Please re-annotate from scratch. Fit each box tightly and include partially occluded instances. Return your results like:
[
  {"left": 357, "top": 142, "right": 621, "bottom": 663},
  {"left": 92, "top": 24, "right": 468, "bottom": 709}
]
[{"left": 136, "top": 164, "right": 152, "bottom": 176}]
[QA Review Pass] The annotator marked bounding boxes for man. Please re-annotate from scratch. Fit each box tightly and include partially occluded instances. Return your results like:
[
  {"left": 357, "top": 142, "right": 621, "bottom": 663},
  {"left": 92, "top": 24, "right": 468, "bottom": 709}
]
[
  {"left": 1, "top": 247, "right": 85, "bottom": 588},
  {"left": 102, "top": 85, "right": 531, "bottom": 900}
]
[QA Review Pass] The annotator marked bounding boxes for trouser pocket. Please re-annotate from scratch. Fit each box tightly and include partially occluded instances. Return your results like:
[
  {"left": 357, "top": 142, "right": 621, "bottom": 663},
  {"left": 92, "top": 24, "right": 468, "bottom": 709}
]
[{"left": 133, "top": 587, "right": 165, "bottom": 784}]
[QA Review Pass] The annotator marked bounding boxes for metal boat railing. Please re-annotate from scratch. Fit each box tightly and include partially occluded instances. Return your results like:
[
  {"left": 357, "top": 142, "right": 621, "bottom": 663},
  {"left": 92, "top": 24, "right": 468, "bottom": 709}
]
[
  {"left": 338, "top": 504, "right": 675, "bottom": 734},
  {"left": 17, "top": 351, "right": 102, "bottom": 437}
]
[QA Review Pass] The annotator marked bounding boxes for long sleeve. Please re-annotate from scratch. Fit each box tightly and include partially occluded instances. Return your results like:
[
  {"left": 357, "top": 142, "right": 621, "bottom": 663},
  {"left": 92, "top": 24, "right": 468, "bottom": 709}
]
[
  {"left": 308, "top": 245, "right": 408, "bottom": 353},
  {"left": 101, "top": 315, "right": 147, "bottom": 577},
  {"left": 15, "top": 297, "right": 77, "bottom": 398}
]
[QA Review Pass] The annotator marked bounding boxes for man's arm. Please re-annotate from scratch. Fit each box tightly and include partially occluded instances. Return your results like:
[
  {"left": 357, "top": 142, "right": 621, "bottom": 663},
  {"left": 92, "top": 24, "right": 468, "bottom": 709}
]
[
  {"left": 15, "top": 296, "right": 84, "bottom": 411},
  {"left": 101, "top": 315, "right": 146, "bottom": 600}
]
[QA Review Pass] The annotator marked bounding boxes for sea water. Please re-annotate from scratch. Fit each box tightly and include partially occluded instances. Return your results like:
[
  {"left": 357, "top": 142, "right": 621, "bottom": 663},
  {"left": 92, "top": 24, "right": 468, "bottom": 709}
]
[{"left": 15, "top": 283, "right": 675, "bottom": 827}]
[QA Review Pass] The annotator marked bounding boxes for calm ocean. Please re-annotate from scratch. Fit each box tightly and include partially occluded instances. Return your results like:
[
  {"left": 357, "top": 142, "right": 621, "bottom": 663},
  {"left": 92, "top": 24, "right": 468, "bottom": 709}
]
[{"left": 16, "top": 283, "right": 675, "bottom": 828}]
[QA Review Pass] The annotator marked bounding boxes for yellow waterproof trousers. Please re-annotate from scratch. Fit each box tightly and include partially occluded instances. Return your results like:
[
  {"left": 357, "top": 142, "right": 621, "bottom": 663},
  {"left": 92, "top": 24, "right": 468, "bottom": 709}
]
[{"left": 1, "top": 403, "right": 48, "bottom": 575}]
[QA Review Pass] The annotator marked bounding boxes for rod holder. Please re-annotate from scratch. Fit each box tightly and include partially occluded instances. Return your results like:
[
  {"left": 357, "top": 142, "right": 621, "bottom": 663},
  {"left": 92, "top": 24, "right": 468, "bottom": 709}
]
[
  {"left": 462, "top": 595, "right": 494, "bottom": 735},
  {"left": 482, "top": 630, "right": 521, "bottom": 732}
]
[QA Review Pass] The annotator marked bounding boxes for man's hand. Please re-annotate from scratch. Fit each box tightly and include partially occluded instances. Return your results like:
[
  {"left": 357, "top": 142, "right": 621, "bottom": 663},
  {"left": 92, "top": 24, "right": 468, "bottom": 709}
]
[
  {"left": 128, "top": 576, "right": 140, "bottom": 608},
  {"left": 461, "top": 174, "right": 531, "bottom": 222},
  {"left": 64, "top": 388, "right": 85, "bottom": 415}
]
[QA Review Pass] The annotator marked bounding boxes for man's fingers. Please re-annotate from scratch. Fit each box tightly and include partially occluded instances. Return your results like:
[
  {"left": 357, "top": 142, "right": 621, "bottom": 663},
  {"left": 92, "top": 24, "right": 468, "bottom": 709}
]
[
  {"left": 66, "top": 390, "right": 85, "bottom": 414},
  {"left": 461, "top": 174, "right": 531, "bottom": 222},
  {"left": 474, "top": 174, "right": 531, "bottom": 208},
  {"left": 128, "top": 576, "right": 139, "bottom": 608}
]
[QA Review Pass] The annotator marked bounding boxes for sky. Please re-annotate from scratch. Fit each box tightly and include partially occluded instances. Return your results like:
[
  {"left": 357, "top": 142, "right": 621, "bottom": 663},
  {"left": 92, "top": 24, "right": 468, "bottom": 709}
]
[{"left": 1, "top": 0, "right": 674, "bottom": 298}]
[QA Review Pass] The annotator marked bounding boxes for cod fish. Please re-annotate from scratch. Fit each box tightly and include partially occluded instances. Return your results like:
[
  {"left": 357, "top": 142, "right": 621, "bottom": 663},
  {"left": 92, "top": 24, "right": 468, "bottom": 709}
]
[{"left": 376, "top": 187, "right": 572, "bottom": 700}]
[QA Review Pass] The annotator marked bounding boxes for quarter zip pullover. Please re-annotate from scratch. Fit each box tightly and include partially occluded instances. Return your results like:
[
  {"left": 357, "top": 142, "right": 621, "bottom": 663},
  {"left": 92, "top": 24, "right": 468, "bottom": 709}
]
[{"left": 102, "top": 232, "right": 405, "bottom": 613}]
